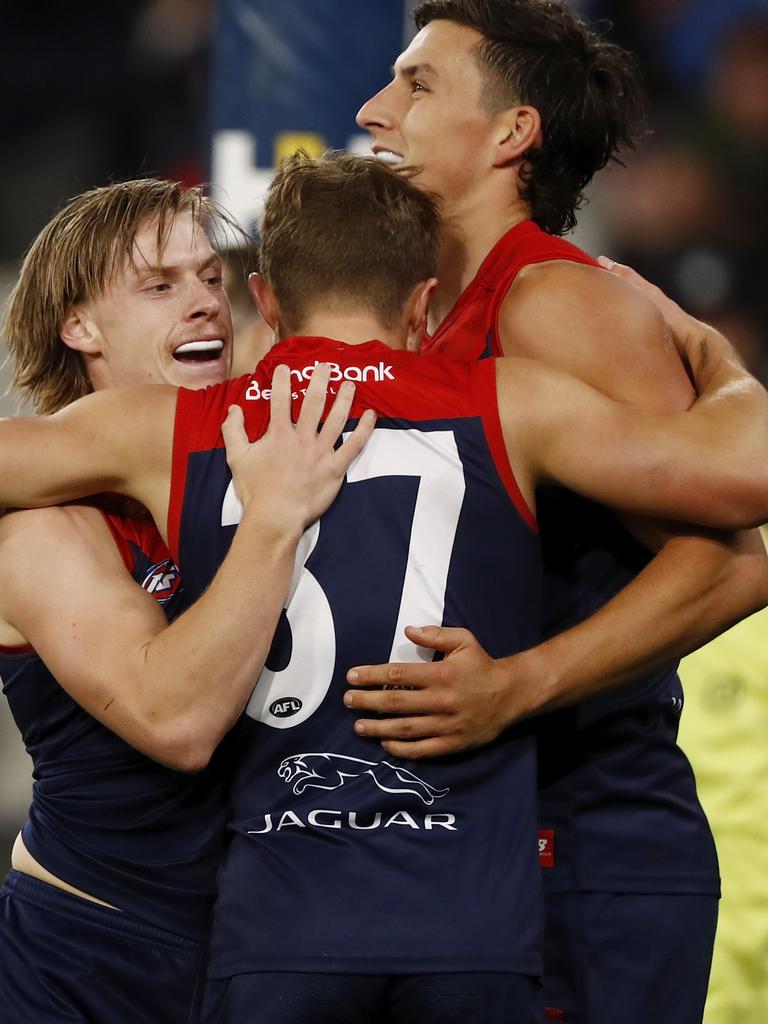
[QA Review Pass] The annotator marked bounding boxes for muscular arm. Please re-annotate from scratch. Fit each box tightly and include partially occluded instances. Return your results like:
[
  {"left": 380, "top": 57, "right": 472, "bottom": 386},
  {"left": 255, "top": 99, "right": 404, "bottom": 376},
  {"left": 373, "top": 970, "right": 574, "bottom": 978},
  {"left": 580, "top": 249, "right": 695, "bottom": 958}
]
[
  {"left": 0, "top": 369, "right": 374, "bottom": 770},
  {"left": 345, "top": 264, "right": 768, "bottom": 756},
  {"left": 0, "top": 385, "right": 175, "bottom": 536},
  {"left": 503, "top": 258, "right": 768, "bottom": 669},
  {"left": 498, "top": 333, "right": 768, "bottom": 529},
  {"left": 0, "top": 504, "right": 299, "bottom": 772},
  {"left": 501, "top": 258, "right": 768, "bottom": 519}
]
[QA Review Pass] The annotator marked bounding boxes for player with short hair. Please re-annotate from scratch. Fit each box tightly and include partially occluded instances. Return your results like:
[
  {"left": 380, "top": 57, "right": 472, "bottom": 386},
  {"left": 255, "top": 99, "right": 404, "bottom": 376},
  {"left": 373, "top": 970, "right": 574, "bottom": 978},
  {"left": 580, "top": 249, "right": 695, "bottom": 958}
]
[
  {"left": 354, "top": 4, "right": 768, "bottom": 1018},
  {"left": 0, "top": 152, "right": 766, "bottom": 1022},
  {"left": 0, "top": 177, "right": 371, "bottom": 1023}
]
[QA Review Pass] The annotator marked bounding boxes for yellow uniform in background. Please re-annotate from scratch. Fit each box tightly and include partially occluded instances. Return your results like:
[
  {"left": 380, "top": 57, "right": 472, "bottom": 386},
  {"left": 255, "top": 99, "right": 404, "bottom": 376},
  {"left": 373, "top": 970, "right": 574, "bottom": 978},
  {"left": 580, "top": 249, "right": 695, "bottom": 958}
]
[{"left": 679, "top": 602, "right": 768, "bottom": 1024}]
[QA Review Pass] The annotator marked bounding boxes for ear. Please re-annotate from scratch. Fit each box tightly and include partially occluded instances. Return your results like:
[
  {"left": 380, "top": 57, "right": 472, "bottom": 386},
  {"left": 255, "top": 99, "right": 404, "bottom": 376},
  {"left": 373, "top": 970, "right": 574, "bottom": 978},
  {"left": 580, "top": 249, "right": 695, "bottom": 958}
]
[
  {"left": 492, "top": 105, "right": 542, "bottom": 167},
  {"left": 59, "top": 305, "right": 101, "bottom": 355},
  {"left": 404, "top": 277, "right": 438, "bottom": 353},
  {"left": 247, "top": 273, "right": 280, "bottom": 330}
]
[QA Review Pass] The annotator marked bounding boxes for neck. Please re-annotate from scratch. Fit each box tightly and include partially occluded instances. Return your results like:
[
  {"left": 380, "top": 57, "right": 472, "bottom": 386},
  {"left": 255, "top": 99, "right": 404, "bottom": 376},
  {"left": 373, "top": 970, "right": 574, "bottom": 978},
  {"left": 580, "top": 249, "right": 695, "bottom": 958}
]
[
  {"left": 287, "top": 311, "right": 405, "bottom": 350},
  {"left": 429, "top": 188, "right": 529, "bottom": 332}
]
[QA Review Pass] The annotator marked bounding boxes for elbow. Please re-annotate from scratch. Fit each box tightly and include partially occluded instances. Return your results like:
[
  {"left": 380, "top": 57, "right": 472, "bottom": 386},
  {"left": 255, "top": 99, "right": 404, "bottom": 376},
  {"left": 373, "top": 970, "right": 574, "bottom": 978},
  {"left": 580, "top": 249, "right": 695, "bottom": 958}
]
[
  {"left": 706, "top": 468, "right": 768, "bottom": 531},
  {"left": 719, "top": 538, "right": 768, "bottom": 619},
  {"left": 146, "top": 724, "right": 219, "bottom": 774},
  {"left": 732, "top": 469, "right": 768, "bottom": 531},
  {"left": 742, "top": 548, "right": 768, "bottom": 616},
  {"left": 162, "top": 737, "right": 217, "bottom": 774}
]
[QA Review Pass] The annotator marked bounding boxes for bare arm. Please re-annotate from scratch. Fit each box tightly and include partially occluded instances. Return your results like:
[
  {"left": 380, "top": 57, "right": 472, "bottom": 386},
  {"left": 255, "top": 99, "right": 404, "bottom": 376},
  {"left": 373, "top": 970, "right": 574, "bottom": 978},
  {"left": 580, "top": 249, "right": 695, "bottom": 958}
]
[
  {"left": 0, "top": 385, "right": 176, "bottom": 534},
  {"left": 500, "top": 261, "right": 768, "bottom": 529},
  {"left": 344, "top": 264, "right": 768, "bottom": 756},
  {"left": 499, "top": 334, "right": 768, "bottom": 529},
  {"left": 343, "top": 528, "right": 766, "bottom": 757},
  {"left": 0, "top": 504, "right": 297, "bottom": 772},
  {"left": 0, "top": 370, "right": 375, "bottom": 771}
]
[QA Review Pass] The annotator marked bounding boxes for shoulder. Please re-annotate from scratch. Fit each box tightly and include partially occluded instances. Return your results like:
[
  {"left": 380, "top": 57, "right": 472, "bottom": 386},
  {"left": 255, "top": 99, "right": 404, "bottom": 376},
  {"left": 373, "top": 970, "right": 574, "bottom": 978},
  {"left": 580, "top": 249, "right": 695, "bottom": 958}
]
[
  {"left": 498, "top": 259, "right": 693, "bottom": 410},
  {"left": 55, "top": 382, "right": 178, "bottom": 429},
  {"left": 505, "top": 259, "right": 665, "bottom": 336},
  {"left": 0, "top": 506, "right": 124, "bottom": 644},
  {"left": 0, "top": 505, "right": 124, "bottom": 580}
]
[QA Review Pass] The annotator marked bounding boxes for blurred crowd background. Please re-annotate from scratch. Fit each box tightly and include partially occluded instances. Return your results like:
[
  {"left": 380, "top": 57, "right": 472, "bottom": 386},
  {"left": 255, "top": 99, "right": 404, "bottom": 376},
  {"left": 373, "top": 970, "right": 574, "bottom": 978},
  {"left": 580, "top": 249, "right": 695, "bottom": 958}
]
[
  {"left": 0, "top": 1, "right": 766, "bottom": 1019},
  {"left": 1, "top": 0, "right": 767, "bottom": 390}
]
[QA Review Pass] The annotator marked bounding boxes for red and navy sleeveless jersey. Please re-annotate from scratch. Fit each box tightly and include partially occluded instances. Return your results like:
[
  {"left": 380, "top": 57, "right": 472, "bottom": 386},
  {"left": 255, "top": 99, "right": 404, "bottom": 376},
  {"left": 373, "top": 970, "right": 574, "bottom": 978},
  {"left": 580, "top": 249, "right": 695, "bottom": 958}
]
[
  {"left": 0, "top": 512, "right": 235, "bottom": 942},
  {"left": 170, "top": 336, "right": 544, "bottom": 976},
  {"left": 421, "top": 219, "right": 595, "bottom": 362},
  {"left": 424, "top": 221, "right": 719, "bottom": 896}
]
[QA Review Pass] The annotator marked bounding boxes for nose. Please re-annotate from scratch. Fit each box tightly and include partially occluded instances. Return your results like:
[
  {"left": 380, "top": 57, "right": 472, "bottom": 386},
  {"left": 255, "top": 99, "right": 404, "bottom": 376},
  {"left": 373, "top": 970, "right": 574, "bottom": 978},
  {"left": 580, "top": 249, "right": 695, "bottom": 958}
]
[
  {"left": 186, "top": 277, "right": 220, "bottom": 321},
  {"left": 356, "top": 84, "right": 393, "bottom": 132}
]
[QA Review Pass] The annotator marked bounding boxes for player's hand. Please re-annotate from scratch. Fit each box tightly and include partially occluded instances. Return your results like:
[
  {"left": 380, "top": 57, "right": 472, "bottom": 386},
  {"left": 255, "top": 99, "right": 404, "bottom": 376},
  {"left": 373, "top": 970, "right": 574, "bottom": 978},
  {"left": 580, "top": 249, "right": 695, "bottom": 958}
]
[
  {"left": 344, "top": 625, "right": 529, "bottom": 759},
  {"left": 222, "top": 363, "right": 376, "bottom": 531}
]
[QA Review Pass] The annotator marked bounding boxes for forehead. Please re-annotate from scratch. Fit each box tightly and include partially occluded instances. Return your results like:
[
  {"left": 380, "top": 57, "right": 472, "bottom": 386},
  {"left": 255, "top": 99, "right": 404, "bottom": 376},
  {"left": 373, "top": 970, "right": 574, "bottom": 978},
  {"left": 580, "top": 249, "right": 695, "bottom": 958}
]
[
  {"left": 127, "top": 209, "right": 215, "bottom": 272},
  {"left": 396, "top": 19, "right": 485, "bottom": 80}
]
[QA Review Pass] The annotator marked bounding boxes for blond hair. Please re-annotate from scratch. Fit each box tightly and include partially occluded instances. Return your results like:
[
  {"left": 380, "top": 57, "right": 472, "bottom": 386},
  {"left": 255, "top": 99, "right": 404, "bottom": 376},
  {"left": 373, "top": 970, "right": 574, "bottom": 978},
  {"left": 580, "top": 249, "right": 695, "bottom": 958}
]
[
  {"left": 3, "top": 179, "right": 239, "bottom": 414},
  {"left": 260, "top": 151, "right": 440, "bottom": 335}
]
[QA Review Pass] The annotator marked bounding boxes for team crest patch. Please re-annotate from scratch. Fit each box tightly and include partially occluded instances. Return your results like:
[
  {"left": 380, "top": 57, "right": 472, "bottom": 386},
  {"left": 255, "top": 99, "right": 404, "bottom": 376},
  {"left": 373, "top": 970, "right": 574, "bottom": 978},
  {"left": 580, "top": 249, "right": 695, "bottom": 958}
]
[{"left": 141, "top": 559, "right": 182, "bottom": 604}]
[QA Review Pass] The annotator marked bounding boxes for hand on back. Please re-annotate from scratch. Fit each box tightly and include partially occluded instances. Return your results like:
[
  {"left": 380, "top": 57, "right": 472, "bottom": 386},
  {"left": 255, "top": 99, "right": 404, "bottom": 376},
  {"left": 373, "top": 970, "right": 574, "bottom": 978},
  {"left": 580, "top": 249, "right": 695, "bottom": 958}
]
[{"left": 222, "top": 363, "right": 376, "bottom": 534}]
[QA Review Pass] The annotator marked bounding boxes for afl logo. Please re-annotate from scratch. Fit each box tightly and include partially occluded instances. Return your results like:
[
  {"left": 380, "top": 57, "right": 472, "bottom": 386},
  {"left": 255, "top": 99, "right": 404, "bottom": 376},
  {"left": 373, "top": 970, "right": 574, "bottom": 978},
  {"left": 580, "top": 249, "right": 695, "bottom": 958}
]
[
  {"left": 270, "top": 697, "right": 303, "bottom": 719},
  {"left": 141, "top": 559, "right": 182, "bottom": 605}
]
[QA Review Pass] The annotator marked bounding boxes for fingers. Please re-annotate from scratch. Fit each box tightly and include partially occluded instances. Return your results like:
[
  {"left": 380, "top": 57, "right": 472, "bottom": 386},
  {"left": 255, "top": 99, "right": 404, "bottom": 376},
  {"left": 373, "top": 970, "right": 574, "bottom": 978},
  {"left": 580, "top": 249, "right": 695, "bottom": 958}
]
[
  {"left": 268, "top": 363, "right": 376, "bottom": 469},
  {"left": 597, "top": 255, "right": 650, "bottom": 291},
  {"left": 380, "top": 737, "right": 465, "bottom": 760},
  {"left": 221, "top": 405, "right": 248, "bottom": 465},
  {"left": 597, "top": 255, "right": 649, "bottom": 291},
  {"left": 597, "top": 255, "right": 640, "bottom": 282},
  {"left": 353, "top": 715, "right": 451, "bottom": 741},
  {"left": 597, "top": 256, "right": 670, "bottom": 309},
  {"left": 268, "top": 365, "right": 293, "bottom": 429},
  {"left": 346, "top": 661, "right": 435, "bottom": 690},
  {"left": 334, "top": 409, "right": 377, "bottom": 470},
  {"left": 319, "top": 379, "right": 357, "bottom": 442},
  {"left": 403, "top": 624, "right": 474, "bottom": 653},
  {"left": 345, "top": 682, "right": 451, "bottom": 715},
  {"left": 296, "top": 363, "right": 332, "bottom": 435},
  {"left": 346, "top": 629, "right": 473, "bottom": 692},
  {"left": 597, "top": 254, "right": 619, "bottom": 273}
]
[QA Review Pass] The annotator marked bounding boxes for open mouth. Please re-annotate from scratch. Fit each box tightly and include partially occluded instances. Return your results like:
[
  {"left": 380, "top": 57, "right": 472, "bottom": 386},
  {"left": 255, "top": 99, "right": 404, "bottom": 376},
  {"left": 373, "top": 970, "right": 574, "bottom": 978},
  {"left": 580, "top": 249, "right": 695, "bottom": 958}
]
[
  {"left": 172, "top": 339, "right": 225, "bottom": 364},
  {"left": 373, "top": 149, "right": 404, "bottom": 166}
]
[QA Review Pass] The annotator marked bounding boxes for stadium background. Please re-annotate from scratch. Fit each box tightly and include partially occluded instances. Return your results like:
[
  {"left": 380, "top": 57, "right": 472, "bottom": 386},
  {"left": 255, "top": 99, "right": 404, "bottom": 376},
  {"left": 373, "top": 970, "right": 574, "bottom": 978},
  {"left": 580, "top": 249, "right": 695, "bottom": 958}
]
[{"left": 0, "top": 1, "right": 766, "bottom": 1018}]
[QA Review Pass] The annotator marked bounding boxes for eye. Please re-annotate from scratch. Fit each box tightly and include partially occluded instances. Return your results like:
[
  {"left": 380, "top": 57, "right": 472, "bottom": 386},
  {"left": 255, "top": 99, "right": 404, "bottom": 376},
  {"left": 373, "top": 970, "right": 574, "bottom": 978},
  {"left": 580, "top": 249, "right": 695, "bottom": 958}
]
[
  {"left": 411, "top": 80, "right": 427, "bottom": 94},
  {"left": 149, "top": 281, "right": 170, "bottom": 293},
  {"left": 204, "top": 273, "right": 223, "bottom": 287}
]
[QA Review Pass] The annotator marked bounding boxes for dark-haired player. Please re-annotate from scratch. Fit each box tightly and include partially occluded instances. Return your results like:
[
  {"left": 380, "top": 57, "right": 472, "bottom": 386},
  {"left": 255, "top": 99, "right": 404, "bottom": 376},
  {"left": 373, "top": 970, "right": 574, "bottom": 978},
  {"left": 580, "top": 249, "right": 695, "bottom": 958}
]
[
  {"left": 0, "top": 153, "right": 766, "bottom": 1022},
  {"left": 355, "top": 3, "right": 768, "bottom": 1018}
]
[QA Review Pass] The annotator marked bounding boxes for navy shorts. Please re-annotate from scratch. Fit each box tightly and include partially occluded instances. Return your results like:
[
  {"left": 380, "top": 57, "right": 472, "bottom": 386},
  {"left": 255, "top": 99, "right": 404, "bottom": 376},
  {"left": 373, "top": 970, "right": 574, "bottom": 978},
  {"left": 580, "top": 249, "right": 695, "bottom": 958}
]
[
  {"left": 204, "top": 970, "right": 543, "bottom": 1023},
  {"left": 0, "top": 870, "right": 209, "bottom": 1023},
  {"left": 542, "top": 891, "right": 718, "bottom": 1023}
]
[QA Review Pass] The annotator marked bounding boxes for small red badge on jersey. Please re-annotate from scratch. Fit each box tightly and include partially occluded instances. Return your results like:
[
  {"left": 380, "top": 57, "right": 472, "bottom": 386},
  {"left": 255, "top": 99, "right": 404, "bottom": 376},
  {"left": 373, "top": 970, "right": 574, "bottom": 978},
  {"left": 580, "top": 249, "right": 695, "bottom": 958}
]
[
  {"left": 545, "top": 1007, "right": 565, "bottom": 1022},
  {"left": 141, "top": 559, "right": 182, "bottom": 605},
  {"left": 539, "top": 828, "right": 555, "bottom": 868}
]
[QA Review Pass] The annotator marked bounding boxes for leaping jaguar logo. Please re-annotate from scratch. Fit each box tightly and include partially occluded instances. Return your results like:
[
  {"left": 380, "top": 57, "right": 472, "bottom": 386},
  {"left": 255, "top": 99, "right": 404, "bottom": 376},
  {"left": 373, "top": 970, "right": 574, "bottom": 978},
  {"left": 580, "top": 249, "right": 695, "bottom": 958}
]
[{"left": 278, "top": 753, "right": 449, "bottom": 806}]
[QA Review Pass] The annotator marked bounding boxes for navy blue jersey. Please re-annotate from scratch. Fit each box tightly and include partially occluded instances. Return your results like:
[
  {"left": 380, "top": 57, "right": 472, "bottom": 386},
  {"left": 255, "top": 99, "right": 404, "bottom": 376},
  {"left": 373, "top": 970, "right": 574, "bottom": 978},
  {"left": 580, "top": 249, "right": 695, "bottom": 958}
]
[
  {"left": 0, "top": 512, "right": 235, "bottom": 942},
  {"left": 170, "top": 337, "right": 544, "bottom": 976},
  {"left": 425, "top": 221, "right": 719, "bottom": 896}
]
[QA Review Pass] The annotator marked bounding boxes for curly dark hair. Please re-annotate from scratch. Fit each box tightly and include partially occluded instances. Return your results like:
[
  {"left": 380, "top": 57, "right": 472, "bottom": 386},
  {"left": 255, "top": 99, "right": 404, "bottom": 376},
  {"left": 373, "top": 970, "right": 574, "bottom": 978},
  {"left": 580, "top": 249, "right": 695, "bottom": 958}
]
[{"left": 414, "top": 0, "right": 646, "bottom": 234}]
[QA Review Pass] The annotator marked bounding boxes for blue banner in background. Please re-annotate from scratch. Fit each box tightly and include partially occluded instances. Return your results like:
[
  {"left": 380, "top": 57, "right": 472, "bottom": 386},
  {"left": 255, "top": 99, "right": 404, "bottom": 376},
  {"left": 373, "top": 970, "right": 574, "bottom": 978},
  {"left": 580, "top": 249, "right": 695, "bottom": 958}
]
[{"left": 209, "top": 0, "right": 415, "bottom": 233}]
